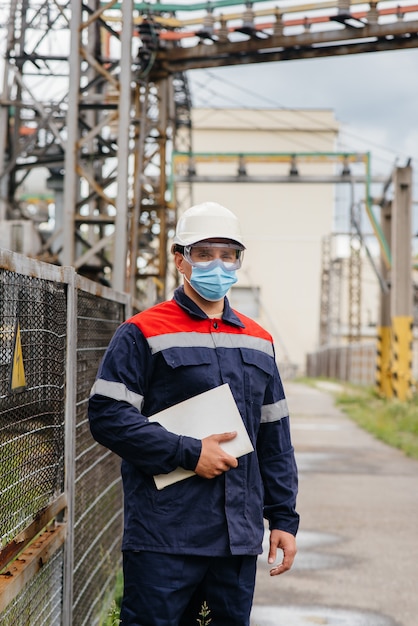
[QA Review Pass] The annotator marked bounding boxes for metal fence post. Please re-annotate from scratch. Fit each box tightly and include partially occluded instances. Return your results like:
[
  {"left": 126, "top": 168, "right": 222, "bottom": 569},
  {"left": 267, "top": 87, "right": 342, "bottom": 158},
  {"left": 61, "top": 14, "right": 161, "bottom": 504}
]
[{"left": 62, "top": 266, "right": 78, "bottom": 626}]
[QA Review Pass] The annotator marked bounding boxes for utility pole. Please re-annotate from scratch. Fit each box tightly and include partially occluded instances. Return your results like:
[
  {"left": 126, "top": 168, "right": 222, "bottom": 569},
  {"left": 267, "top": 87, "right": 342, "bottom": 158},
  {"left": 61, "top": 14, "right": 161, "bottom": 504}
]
[
  {"left": 376, "top": 200, "right": 392, "bottom": 398},
  {"left": 376, "top": 164, "right": 413, "bottom": 401},
  {"left": 390, "top": 165, "right": 414, "bottom": 400}
]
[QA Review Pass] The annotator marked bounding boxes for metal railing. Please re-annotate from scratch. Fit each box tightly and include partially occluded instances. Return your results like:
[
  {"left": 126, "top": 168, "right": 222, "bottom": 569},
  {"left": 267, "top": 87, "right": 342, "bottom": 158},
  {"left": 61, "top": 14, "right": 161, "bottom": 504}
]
[
  {"left": 306, "top": 340, "right": 418, "bottom": 387},
  {"left": 0, "top": 249, "right": 131, "bottom": 625}
]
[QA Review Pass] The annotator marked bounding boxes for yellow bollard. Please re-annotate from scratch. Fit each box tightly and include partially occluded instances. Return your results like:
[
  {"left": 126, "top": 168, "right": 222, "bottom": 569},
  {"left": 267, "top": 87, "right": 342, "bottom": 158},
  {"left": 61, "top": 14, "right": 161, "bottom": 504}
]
[
  {"left": 376, "top": 326, "right": 393, "bottom": 399},
  {"left": 391, "top": 316, "right": 414, "bottom": 401}
]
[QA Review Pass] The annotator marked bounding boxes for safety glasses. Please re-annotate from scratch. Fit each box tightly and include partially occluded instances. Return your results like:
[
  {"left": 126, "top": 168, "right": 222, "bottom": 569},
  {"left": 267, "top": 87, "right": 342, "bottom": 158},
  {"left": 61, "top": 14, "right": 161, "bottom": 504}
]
[{"left": 183, "top": 242, "right": 244, "bottom": 271}]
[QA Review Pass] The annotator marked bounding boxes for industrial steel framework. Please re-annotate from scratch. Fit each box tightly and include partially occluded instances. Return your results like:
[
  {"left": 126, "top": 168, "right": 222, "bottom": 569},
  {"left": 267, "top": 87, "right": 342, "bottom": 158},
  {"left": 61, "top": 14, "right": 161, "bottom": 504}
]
[{"left": 1, "top": 0, "right": 418, "bottom": 306}]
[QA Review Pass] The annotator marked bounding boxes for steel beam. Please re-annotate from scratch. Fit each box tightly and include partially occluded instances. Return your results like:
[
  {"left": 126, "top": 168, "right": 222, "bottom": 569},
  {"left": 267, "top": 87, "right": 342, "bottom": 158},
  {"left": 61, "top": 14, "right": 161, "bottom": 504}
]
[
  {"left": 158, "top": 21, "right": 418, "bottom": 74},
  {"left": 113, "top": 0, "right": 133, "bottom": 292},
  {"left": 62, "top": 0, "right": 82, "bottom": 267},
  {"left": 174, "top": 175, "right": 386, "bottom": 184}
]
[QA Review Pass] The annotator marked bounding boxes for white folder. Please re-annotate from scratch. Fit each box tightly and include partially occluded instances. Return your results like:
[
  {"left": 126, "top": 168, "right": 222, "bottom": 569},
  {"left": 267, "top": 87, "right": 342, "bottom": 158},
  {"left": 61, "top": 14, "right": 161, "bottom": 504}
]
[{"left": 148, "top": 383, "right": 254, "bottom": 490}]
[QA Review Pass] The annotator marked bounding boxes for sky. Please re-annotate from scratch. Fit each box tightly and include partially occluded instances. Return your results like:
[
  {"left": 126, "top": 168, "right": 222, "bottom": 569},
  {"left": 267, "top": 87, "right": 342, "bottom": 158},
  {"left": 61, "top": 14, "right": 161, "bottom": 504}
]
[
  {"left": 186, "top": 44, "right": 418, "bottom": 247},
  {"left": 186, "top": 47, "right": 418, "bottom": 183}
]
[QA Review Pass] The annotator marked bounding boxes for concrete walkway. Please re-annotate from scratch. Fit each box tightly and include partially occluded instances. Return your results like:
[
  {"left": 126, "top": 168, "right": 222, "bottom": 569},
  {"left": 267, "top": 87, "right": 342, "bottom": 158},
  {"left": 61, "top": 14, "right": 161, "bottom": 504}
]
[{"left": 251, "top": 381, "right": 418, "bottom": 626}]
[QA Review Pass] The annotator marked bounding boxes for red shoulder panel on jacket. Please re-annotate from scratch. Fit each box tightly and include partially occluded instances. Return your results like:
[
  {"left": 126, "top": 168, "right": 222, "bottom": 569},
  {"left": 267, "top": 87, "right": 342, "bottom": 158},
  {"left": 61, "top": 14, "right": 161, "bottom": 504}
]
[{"left": 126, "top": 299, "right": 273, "bottom": 343}]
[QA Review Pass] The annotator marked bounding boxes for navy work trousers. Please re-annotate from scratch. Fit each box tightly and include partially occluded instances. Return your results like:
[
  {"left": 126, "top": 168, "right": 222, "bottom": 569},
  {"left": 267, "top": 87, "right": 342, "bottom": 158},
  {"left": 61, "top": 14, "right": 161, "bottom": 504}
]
[{"left": 120, "top": 551, "right": 258, "bottom": 626}]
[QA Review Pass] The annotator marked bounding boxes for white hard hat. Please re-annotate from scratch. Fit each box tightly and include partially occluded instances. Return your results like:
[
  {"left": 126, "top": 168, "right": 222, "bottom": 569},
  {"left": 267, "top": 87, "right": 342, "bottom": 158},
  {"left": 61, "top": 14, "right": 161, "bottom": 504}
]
[{"left": 172, "top": 201, "right": 245, "bottom": 249}]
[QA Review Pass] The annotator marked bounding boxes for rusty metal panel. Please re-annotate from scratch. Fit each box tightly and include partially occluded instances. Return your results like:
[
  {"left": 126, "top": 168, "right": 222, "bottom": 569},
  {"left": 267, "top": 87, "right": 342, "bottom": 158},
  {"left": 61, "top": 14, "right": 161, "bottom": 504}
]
[
  {"left": 0, "top": 547, "right": 64, "bottom": 626},
  {"left": 0, "top": 524, "right": 66, "bottom": 615}
]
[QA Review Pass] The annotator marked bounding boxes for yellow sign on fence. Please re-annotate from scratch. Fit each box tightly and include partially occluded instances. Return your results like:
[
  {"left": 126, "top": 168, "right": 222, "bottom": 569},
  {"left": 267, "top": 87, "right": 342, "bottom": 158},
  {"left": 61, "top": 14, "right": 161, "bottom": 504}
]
[{"left": 11, "top": 322, "right": 26, "bottom": 391}]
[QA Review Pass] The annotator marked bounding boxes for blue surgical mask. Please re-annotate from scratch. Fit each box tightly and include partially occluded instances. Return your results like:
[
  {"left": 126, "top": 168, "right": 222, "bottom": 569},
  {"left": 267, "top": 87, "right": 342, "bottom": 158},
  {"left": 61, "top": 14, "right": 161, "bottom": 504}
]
[{"left": 186, "top": 262, "right": 238, "bottom": 302}]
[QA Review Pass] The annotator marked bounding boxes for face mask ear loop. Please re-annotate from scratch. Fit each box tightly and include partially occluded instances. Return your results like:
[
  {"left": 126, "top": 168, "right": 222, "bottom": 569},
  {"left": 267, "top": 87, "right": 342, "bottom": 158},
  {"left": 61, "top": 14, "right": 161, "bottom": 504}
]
[{"left": 183, "top": 274, "right": 210, "bottom": 301}]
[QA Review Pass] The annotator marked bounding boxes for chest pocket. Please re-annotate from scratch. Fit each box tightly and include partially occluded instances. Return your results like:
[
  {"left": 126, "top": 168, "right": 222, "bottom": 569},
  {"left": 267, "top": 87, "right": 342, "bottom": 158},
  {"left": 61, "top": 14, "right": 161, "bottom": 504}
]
[
  {"left": 240, "top": 348, "right": 274, "bottom": 406},
  {"left": 158, "top": 347, "right": 218, "bottom": 406}
]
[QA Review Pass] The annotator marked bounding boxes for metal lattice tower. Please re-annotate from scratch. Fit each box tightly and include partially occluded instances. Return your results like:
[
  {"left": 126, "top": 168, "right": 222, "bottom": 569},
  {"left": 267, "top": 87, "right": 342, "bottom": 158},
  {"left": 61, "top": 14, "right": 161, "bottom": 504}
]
[
  {"left": 61, "top": 3, "right": 177, "bottom": 304},
  {"left": 319, "top": 234, "right": 331, "bottom": 346},
  {"left": 348, "top": 203, "right": 362, "bottom": 343},
  {"left": 0, "top": 1, "right": 181, "bottom": 305},
  {"left": 330, "top": 255, "right": 343, "bottom": 344},
  {"left": 171, "top": 70, "right": 194, "bottom": 215},
  {"left": 319, "top": 234, "right": 343, "bottom": 346}
]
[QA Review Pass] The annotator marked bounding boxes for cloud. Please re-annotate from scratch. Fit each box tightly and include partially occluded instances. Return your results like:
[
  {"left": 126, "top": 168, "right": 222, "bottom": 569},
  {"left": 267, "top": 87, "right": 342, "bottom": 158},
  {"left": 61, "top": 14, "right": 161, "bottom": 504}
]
[{"left": 188, "top": 48, "right": 418, "bottom": 169}]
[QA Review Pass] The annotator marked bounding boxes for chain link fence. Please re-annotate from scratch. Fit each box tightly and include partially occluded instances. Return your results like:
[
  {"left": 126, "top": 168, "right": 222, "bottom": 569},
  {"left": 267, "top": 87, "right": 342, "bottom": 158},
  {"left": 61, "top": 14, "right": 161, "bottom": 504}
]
[
  {"left": 0, "top": 270, "right": 66, "bottom": 546},
  {"left": 0, "top": 250, "right": 130, "bottom": 625}
]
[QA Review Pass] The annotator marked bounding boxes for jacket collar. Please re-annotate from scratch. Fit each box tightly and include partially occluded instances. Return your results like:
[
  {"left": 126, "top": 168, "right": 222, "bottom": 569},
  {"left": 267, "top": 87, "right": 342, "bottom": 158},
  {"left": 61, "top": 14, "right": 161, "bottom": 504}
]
[{"left": 173, "top": 286, "right": 245, "bottom": 329}]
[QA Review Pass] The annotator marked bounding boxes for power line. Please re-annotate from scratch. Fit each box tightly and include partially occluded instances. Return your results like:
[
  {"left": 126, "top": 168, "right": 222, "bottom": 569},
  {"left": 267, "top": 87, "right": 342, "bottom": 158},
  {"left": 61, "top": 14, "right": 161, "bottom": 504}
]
[
  {"left": 187, "top": 67, "right": 416, "bottom": 171},
  {"left": 188, "top": 75, "right": 340, "bottom": 154}
]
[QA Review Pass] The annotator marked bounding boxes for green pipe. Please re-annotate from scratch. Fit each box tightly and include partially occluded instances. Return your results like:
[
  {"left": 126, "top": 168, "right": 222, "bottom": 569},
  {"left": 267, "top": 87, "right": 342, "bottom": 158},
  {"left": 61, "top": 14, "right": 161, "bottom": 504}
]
[
  {"left": 107, "top": 1, "right": 271, "bottom": 13},
  {"left": 173, "top": 150, "right": 369, "bottom": 159},
  {"left": 363, "top": 152, "right": 392, "bottom": 268},
  {"left": 106, "top": 0, "right": 402, "bottom": 11},
  {"left": 170, "top": 150, "right": 393, "bottom": 270}
]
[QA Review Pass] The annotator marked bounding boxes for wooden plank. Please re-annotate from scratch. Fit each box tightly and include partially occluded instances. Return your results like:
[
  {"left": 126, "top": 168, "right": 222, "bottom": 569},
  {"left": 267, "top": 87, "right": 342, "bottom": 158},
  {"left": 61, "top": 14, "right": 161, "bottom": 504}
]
[
  {"left": 0, "top": 523, "right": 66, "bottom": 614},
  {"left": 0, "top": 494, "right": 67, "bottom": 572}
]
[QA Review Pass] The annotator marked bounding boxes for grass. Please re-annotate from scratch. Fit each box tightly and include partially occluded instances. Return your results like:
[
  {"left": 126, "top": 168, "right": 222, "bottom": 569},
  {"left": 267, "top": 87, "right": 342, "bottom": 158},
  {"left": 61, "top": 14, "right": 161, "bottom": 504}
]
[
  {"left": 301, "top": 378, "right": 418, "bottom": 460},
  {"left": 100, "top": 569, "right": 123, "bottom": 626}
]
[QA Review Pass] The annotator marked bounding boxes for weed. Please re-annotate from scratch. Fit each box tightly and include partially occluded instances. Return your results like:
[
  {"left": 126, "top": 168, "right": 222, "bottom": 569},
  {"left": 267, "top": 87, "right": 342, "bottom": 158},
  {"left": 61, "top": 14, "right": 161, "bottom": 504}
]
[
  {"left": 197, "top": 601, "right": 212, "bottom": 625},
  {"left": 103, "top": 600, "right": 121, "bottom": 626}
]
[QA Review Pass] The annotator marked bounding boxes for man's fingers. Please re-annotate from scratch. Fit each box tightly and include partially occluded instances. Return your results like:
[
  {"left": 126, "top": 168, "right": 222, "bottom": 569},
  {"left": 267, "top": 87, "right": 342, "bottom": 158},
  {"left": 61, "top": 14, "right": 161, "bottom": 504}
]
[
  {"left": 268, "top": 530, "right": 297, "bottom": 576},
  {"left": 215, "top": 431, "right": 237, "bottom": 443},
  {"left": 269, "top": 562, "right": 285, "bottom": 576},
  {"left": 195, "top": 432, "right": 239, "bottom": 478},
  {"left": 269, "top": 553, "right": 294, "bottom": 576},
  {"left": 213, "top": 432, "right": 238, "bottom": 468}
]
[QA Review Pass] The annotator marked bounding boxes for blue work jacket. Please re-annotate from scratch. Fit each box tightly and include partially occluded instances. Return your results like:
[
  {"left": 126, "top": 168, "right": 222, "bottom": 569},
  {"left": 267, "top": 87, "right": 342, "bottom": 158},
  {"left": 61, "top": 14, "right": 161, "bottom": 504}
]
[{"left": 88, "top": 286, "right": 299, "bottom": 556}]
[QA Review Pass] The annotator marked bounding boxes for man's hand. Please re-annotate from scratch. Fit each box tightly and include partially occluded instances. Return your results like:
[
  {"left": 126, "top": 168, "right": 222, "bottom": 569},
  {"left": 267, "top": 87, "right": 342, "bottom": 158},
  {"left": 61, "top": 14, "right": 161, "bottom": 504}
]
[
  {"left": 268, "top": 529, "right": 297, "bottom": 577},
  {"left": 194, "top": 432, "right": 238, "bottom": 479}
]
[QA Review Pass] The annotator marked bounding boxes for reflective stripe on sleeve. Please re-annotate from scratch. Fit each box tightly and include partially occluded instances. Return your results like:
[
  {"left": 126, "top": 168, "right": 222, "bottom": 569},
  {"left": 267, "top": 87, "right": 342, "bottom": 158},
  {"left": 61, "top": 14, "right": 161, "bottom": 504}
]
[
  {"left": 260, "top": 399, "right": 289, "bottom": 423},
  {"left": 147, "top": 331, "right": 274, "bottom": 357},
  {"left": 90, "top": 379, "right": 144, "bottom": 411}
]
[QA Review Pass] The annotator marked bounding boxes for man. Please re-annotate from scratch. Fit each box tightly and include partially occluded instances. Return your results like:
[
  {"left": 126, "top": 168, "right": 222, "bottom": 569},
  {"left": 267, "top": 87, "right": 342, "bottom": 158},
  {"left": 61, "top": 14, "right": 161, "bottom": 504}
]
[{"left": 88, "top": 201, "right": 299, "bottom": 626}]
